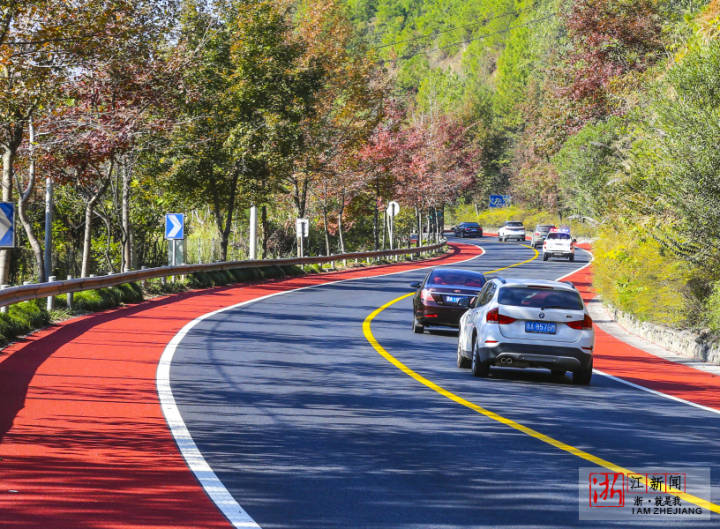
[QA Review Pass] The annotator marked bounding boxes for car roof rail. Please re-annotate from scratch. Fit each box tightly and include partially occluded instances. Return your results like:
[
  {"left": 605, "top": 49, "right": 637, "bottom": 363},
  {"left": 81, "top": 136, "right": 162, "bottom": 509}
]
[{"left": 491, "top": 276, "right": 507, "bottom": 284}]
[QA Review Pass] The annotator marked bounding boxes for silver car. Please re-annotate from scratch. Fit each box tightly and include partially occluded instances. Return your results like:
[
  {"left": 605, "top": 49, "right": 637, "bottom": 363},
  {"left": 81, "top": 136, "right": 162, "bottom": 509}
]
[
  {"left": 531, "top": 224, "right": 555, "bottom": 247},
  {"left": 457, "top": 277, "right": 594, "bottom": 384}
]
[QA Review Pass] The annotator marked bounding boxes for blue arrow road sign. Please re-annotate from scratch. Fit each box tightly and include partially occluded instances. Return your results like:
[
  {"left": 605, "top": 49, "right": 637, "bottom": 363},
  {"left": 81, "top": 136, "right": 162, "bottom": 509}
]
[
  {"left": 489, "top": 194, "right": 511, "bottom": 208},
  {"left": 165, "top": 213, "right": 185, "bottom": 240},
  {"left": 0, "top": 202, "right": 15, "bottom": 248}
]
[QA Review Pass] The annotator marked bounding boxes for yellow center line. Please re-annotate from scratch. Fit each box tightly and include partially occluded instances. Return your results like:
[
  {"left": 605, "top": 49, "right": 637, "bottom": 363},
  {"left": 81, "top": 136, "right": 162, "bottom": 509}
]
[{"left": 362, "top": 244, "right": 720, "bottom": 514}]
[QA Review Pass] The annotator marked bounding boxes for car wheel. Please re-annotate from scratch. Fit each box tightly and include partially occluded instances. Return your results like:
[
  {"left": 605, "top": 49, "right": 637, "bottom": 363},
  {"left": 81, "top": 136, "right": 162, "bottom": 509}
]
[
  {"left": 471, "top": 343, "right": 490, "bottom": 378},
  {"left": 457, "top": 342, "right": 471, "bottom": 369},
  {"left": 542, "top": 253, "right": 549, "bottom": 261},
  {"left": 572, "top": 360, "right": 593, "bottom": 385},
  {"left": 412, "top": 317, "right": 424, "bottom": 334},
  {"left": 569, "top": 254, "right": 575, "bottom": 262}
]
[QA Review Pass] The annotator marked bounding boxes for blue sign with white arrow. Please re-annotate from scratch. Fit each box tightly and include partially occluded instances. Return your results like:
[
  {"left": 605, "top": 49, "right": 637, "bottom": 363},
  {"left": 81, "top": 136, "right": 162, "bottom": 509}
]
[
  {"left": 165, "top": 213, "right": 185, "bottom": 240},
  {"left": 0, "top": 202, "right": 15, "bottom": 248},
  {"left": 489, "top": 194, "right": 511, "bottom": 208}
]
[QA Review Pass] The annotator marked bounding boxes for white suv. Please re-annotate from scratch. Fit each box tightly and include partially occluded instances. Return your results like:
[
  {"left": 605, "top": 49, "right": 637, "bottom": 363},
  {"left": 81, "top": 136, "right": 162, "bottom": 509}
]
[
  {"left": 457, "top": 277, "right": 594, "bottom": 384},
  {"left": 543, "top": 230, "right": 575, "bottom": 261},
  {"left": 498, "top": 221, "right": 525, "bottom": 242}
]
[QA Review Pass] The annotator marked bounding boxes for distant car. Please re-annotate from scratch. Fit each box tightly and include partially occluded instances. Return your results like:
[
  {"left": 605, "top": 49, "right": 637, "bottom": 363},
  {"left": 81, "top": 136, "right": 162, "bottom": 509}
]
[
  {"left": 457, "top": 277, "right": 594, "bottom": 384},
  {"left": 454, "top": 222, "right": 483, "bottom": 238},
  {"left": 542, "top": 228, "right": 576, "bottom": 261},
  {"left": 531, "top": 224, "right": 556, "bottom": 247},
  {"left": 410, "top": 268, "right": 487, "bottom": 333},
  {"left": 498, "top": 221, "right": 525, "bottom": 242}
]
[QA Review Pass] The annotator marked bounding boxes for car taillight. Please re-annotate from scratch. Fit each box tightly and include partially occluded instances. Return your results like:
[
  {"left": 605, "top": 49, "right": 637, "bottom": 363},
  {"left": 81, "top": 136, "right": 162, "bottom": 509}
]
[
  {"left": 421, "top": 289, "right": 433, "bottom": 303},
  {"left": 535, "top": 232, "right": 540, "bottom": 236},
  {"left": 486, "top": 307, "right": 516, "bottom": 324},
  {"left": 567, "top": 314, "right": 593, "bottom": 330}
]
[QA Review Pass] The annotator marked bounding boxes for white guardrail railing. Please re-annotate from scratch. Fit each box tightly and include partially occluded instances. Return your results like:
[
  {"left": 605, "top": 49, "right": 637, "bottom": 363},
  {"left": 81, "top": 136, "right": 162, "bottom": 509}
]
[{"left": 0, "top": 241, "right": 448, "bottom": 309}]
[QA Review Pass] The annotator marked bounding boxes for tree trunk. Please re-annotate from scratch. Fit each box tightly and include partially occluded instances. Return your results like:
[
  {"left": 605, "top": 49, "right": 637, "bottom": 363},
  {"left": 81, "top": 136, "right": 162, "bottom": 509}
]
[
  {"left": 337, "top": 190, "right": 346, "bottom": 254},
  {"left": 381, "top": 208, "right": 387, "bottom": 250},
  {"left": 261, "top": 205, "right": 269, "bottom": 258},
  {"left": 81, "top": 200, "right": 94, "bottom": 277},
  {"left": 121, "top": 157, "right": 132, "bottom": 270},
  {"left": 0, "top": 124, "right": 23, "bottom": 284},
  {"left": 322, "top": 202, "right": 331, "bottom": 257},
  {"left": 373, "top": 178, "right": 380, "bottom": 250},
  {"left": 15, "top": 117, "right": 44, "bottom": 281},
  {"left": 80, "top": 170, "right": 111, "bottom": 277},
  {"left": 418, "top": 208, "right": 423, "bottom": 247}
]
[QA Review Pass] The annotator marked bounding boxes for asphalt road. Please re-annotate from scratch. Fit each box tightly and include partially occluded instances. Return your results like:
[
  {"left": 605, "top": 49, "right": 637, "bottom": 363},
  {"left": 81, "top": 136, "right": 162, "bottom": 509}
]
[{"left": 169, "top": 238, "right": 720, "bottom": 528}]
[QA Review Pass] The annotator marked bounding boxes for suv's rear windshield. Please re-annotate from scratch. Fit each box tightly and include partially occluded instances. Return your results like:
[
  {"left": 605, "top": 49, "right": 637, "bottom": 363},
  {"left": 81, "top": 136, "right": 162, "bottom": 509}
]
[
  {"left": 498, "top": 287, "right": 583, "bottom": 310},
  {"left": 547, "top": 233, "right": 571, "bottom": 240},
  {"left": 461, "top": 222, "right": 480, "bottom": 227},
  {"left": 506, "top": 221, "right": 523, "bottom": 227},
  {"left": 536, "top": 225, "right": 554, "bottom": 232}
]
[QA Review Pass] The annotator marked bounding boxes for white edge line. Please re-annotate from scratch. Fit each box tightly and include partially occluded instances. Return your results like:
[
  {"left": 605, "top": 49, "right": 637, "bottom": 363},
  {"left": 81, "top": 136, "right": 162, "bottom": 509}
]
[
  {"left": 556, "top": 247, "right": 720, "bottom": 417},
  {"left": 156, "top": 243, "right": 484, "bottom": 528}
]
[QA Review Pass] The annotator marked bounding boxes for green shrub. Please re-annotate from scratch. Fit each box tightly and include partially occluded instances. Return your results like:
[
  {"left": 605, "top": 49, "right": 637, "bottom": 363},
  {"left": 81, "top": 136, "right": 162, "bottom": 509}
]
[
  {"left": 0, "top": 301, "right": 51, "bottom": 345},
  {"left": 706, "top": 282, "right": 720, "bottom": 333},
  {"left": 594, "top": 226, "right": 691, "bottom": 327},
  {"left": 69, "top": 283, "right": 144, "bottom": 312}
]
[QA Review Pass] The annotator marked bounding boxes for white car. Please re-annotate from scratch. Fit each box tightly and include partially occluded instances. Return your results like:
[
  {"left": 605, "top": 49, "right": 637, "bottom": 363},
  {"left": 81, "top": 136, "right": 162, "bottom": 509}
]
[
  {"left": 542, "top": 229, "right": 575, "bottom": 261},
  {"left": 498, "top": 221, "right": 525, "bottom": 242},
  {"left": 457, "top": 277, "right": 594, "bottom": 384}
]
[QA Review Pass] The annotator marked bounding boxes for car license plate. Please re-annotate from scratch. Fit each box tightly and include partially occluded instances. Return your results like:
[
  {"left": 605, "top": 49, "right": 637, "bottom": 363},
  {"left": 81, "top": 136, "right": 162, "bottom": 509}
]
[
  {"left": 525, "top": 321, "right": 557, "bottom": 334},
  {"left": 445, "top": 295, "right": 463, "bottom": 305}
]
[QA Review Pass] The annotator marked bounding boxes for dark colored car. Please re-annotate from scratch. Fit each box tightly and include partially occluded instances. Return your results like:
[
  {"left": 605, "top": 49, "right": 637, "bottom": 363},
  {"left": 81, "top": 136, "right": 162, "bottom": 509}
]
[
  {"left": 454, "top": 222, "right": 483, "bottom": 238},
  {"left": 410, "top": 268, "right": 487, "bottom": 333}
]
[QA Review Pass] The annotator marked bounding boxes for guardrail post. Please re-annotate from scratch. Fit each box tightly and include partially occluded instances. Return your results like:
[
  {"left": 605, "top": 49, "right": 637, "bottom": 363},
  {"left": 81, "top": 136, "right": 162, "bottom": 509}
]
[
  {"left": 46, "top": 276, "right": 56, "bottom": 311},
  {"left": 0, "top": 285, "right": 7, "bottom": 313},
  {"left": 141, "top": 266, "right": 148, "bottom": 289},
  {"left": 66, "top": 275, "right": 73, "bottom": 312}
]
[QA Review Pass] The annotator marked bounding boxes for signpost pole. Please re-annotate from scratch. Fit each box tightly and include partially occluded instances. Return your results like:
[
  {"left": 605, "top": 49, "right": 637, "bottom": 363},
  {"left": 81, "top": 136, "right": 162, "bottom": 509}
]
[{"left": 249, "top": 205, "right": 257, "bottom": 260}]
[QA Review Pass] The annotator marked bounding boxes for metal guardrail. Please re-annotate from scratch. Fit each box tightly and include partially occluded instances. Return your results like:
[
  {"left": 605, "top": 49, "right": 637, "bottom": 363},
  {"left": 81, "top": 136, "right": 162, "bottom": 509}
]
[{"left": 0, "top": 241, "right": 448, "bottom": 308}]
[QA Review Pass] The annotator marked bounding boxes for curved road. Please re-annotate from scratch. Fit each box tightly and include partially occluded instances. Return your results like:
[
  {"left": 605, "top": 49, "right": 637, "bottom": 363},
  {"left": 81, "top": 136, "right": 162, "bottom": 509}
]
[{"left": 170, "top": 239, "right": 720, "bottom": 528}]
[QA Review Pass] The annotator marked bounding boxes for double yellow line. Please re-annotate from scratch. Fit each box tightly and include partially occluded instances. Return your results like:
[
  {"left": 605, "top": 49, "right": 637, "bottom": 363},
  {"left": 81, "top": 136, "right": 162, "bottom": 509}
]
[{"left": 362, "top": 244, "right": 719, "bottom": 514}]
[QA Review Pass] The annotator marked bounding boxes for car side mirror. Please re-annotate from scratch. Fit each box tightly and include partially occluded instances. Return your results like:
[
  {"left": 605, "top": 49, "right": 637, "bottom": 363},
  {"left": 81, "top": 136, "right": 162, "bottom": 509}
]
[{"left": 410, "top": 282, "right": 421, "bottom": 289}]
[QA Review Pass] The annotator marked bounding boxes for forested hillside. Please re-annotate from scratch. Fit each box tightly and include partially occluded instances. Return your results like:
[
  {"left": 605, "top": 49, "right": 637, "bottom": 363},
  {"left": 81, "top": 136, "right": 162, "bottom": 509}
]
[
  {"left": 3, "top": 1, "right": 720, "bottom": 333},
  {"left": 347, "top": 0, "right": 720, "bottom": 331}
]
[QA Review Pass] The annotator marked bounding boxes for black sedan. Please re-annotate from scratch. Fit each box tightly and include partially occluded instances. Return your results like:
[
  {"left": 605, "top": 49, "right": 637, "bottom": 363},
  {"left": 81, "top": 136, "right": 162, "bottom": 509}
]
[
  {"left": 411, "top": 268, "right": 487, "bottom": 333},
  {"left": 453, "top": 222, "right": 483, "bottom": 238}
]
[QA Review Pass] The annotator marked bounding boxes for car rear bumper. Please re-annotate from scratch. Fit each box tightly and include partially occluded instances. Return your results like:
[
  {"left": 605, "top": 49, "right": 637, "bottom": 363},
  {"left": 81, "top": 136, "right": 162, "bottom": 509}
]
[
  {"left": 417, "top": 307, "right": 467, "bottom": 327},
  {"left": 476, "top": 343, "right": 592, "bottom": 371}
]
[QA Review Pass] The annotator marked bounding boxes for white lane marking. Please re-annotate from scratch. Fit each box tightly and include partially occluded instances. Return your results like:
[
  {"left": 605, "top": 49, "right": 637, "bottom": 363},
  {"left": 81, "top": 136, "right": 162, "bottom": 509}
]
[
  {"left": 554, "top": 248, "right": 720, "bottom": 417},
  {"left": 594, "top": 368, "right": 720, "bottom": 416},
  {"left": 157, "top": 243, "right": 485, "bottom": 528}
]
